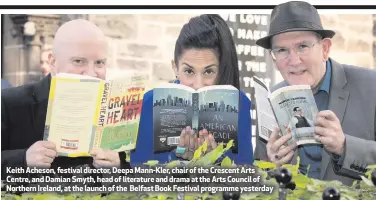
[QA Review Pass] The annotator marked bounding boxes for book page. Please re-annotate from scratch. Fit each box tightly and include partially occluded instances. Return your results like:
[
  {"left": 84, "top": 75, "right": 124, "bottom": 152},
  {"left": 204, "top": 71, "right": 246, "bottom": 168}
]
[
  {"left": 196, "top": 84, "right": 237, "bottom": 93},
  {"left": 269, "top": 85, "right": 319, "bottom": 146},
  {"left": 252, "top": 77, "right": 279, "bottom": 141},
  {"left": 153, "top": 85, "right": 194, "bottom": 153},
  {"left": 197, "top": 87, "right": 239, "bottom": 153},
  {"left": 55, "top": 73, "right": 102, "bottom": 80},
  {"left": 155, "top": 82, "right": 196, "bottom": 93},
  {"left": 93, "top": 74, "right": 149, "bottom": 152},
  {"left": 44, "top": 77, "right": 103, "bottom": 156}
]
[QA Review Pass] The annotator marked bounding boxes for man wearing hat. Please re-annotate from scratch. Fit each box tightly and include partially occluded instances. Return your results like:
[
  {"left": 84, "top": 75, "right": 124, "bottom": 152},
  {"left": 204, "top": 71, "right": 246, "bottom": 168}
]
[{"left": 254, "top": 1, "right": 376, "bottom": 186}]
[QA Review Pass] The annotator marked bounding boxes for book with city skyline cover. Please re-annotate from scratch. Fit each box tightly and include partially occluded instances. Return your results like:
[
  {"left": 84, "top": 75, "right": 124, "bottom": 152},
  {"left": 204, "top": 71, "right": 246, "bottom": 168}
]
[
  {"left": 252, "top": 76, "right": 320, "bottom": 146},
  {"left": 152, "top": 83, "right": 239, "bottom": 153},
  {"left": 43, "top": 73, "right": 149, "bottom": 157}
]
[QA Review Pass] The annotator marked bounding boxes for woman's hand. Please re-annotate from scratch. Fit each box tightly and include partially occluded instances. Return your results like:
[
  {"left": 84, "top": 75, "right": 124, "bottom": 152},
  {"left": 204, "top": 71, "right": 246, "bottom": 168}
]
[
  {"left": 198, "top": 128, "right": 217, "bottom": 152},
  {"left": 174, "top": 126, "right": 217, "bottom": 160}
]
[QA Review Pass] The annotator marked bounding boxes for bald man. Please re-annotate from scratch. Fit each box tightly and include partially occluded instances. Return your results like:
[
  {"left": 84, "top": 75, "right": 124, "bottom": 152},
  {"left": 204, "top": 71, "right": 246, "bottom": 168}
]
[
  {"left": 49, "top": 19, "right": 107, "bottom": 79},
  {"left": 1, "top": 19, "right": 130, "bottom": 181}
]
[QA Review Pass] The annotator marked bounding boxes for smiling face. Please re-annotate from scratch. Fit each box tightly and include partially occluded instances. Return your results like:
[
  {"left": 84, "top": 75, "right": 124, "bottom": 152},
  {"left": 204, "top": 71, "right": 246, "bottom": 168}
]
[
  {"left": 271, "top": 31, "right": 332, "bottom": 88},
  {"left": 173, "top": 48, "right": 219, "bottom": 90}
]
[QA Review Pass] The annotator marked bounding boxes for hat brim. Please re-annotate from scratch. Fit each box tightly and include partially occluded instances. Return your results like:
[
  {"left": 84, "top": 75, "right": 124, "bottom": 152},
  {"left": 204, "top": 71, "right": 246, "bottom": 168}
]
[{"left": 256, "top": 28, "right": 336, "bottom": 49}]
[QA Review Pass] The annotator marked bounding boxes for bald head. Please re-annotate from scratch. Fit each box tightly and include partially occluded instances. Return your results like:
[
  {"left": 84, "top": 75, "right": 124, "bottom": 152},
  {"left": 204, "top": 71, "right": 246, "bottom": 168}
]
[{"left": 49, "top": 19, "right": 108, "bottom": 79}]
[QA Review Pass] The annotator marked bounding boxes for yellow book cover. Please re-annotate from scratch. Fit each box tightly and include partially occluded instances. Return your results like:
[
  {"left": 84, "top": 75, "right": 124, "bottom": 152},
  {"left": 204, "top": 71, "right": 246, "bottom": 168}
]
[{"left": 43, "top": 73, "right": 148, "bottom": 157}]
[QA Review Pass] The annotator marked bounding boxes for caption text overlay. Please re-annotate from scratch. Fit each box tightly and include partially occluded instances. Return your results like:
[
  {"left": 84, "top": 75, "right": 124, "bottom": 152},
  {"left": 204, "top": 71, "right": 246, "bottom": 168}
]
[{"left": 5, "top": 165, "right": 275, "bottom": 194}]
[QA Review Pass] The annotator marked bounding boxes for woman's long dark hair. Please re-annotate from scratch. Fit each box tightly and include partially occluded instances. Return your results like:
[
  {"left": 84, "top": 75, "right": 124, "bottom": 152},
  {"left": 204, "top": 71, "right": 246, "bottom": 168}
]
[{"left": 174, "top": 14, "right": 240, "bottom": 90}]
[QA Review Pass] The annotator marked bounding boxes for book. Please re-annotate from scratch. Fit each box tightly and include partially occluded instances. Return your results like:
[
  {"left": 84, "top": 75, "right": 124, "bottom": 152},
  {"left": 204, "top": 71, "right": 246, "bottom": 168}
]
[
  {"left": 152, "top": 83, "right": 240, "bottom": 153},
  {"left": 252, "top": 76, "right": 320, "bottom": 145},
  {"left": 43, "top": 73, "right": 149, "bottom": 157}
]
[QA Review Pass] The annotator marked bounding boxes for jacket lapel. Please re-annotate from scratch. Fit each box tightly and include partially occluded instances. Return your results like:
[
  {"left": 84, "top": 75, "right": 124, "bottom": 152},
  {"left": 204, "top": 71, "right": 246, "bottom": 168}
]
[
  {"left": 319, "top": 59, "right": 349, "bottom": 179},
  {"left": 30, "top": 74, "right": 51, "bottom": 140}
]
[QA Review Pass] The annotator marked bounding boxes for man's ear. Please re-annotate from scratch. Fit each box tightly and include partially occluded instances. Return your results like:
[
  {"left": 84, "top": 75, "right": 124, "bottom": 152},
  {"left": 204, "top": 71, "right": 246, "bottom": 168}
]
[
  {"left": 322, "top": 38, "right": 332, "bottom": 61},
  {"left": 48, "top": 53, "right": 57, "bottom": 75},
  {"left": 171, "top": 59, "right": 178, "bottom": 78}
]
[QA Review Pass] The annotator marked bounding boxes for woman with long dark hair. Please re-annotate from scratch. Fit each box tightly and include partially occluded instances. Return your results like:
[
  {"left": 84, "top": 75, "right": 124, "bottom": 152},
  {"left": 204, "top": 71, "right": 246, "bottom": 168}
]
[{"left": 131, "top": 14, "right": 253, "bottom": 165}]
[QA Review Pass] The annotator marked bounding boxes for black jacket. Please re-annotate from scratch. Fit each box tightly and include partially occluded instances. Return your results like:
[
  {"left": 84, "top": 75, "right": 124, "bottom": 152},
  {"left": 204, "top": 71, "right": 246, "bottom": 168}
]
[{"left": 1, "top": 74, "right": 131, "bottom": 180}]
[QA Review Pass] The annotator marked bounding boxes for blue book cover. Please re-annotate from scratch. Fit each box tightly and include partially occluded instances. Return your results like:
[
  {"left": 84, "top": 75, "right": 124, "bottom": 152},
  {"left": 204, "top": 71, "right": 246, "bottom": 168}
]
[{"left": 153, "top": 83, "right": 239, "bottom": 153}]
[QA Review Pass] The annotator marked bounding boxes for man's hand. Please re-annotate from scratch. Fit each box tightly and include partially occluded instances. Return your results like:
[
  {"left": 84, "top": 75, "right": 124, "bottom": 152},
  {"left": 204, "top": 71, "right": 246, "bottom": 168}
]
[
  {"left": 26, "top": 141, "right": 57, "bottom": 168},
  {"left": 314, "top": 110, "right": 345, "bottom": 156},
  {"left": 266, "top": 128, "right": 297, "bottom": 167},
  {"left": 90, "top": 148, "right": 120, "bottom": 168}
]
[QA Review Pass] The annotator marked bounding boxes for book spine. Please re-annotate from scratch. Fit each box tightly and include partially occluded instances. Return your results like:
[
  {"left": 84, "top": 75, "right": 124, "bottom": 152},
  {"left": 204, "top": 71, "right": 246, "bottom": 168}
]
[
  {"left": 268, "top": 98, "right": 282, "bottom": 137},
  {"left": 97, "top": 81, "right": 112, "bottom": 126},
  {"left": 192, "top": 93, "right": 200, "bottom": 134},
  {"left": 92, "top": 80, "right": 112, "bottom": 149}
]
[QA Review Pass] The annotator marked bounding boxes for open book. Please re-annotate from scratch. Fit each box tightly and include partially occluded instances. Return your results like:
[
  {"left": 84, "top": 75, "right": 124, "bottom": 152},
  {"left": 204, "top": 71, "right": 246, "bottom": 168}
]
[
  {"left": 153, "top": 83, "right": 239, "bottom": 153},
  {"left": 252, "top": 76, "right": 320, "bottom": 145},
  {"left": 43, "top": 73, "right": 148, "bottom": 157}
]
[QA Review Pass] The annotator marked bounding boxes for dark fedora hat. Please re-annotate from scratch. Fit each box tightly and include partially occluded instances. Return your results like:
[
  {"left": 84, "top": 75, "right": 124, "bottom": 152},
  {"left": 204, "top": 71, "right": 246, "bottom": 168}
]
[{"left": 256, "top": 1, "right": 335, "bottom": 49}]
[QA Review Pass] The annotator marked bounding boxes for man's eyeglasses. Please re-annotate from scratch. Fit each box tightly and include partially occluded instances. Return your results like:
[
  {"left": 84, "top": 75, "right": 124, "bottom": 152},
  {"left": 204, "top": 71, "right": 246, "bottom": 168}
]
[{"left": 270, "top": 41, "right": 320, "bottom": 61}]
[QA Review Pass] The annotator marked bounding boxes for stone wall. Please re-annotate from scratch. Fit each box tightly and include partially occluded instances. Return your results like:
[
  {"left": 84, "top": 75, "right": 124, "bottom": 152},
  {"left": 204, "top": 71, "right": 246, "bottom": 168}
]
[
  {"left": 4, "top": 14, "right": 375, "bottom": 86},
  {"left": 2, "top": 14, "right": 375, "bottom": 152},
  {"left": 87, "top": 14, "right": 197, "bottom": 83},
  {"left": 87, "top": 14, "right": 376, "bottom": 152},
  {"left": 87, "top": 14, "right": 375, "bottom": 152},
  {"left": 320, "top": 14, "right": 374, "bottom": 69},
  {"left": 85, "top": 14, "right": 376, "bottom": 84},
  {"left": 373, "top": 14, "right": 376, "bottom": 68}
]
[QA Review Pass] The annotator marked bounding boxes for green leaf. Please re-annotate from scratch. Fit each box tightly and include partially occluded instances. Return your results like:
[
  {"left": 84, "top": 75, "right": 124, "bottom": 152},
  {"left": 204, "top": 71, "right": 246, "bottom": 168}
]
[
  {"left": 292, "top": 173, "right": 313, "bottom": 189},
  {"left": 105, "top": 192, "right": 138, "bottom": 200},
  {"left": 366, "top": 164, "right": 376, "bottom": 170},
  {"left": 192, "top": 140, "right": 208, "bottom": 160},
  {"left": 202, "top": 139, "right": 208, "bottom": 153},
  {"left": 125, "top": 150, "right": 131, "bottom": 163},
  {"left": 3, "top": 193, "right": 22, "bottom": 200},
  {"left": 144, "top": 160, "right": 159, "bottom": 166},
  {"left": 21, "top": 193, "right": 65, "bottom": 200},
  {"left": 360, "top": 175, "right": 374, "bottom": 187},
  {"left": 253, "top": 160, "right": 277, "bottom": 169},
  {"left": 157, "top": 194, "right": 165, "bottom": 200},
  {"left": 190, "top": 143, "right": 224, "bottom": 167},
  {"left": 165, "top": 160, "right": 182, "bottom": 168},
  {"left": 221, "top": 156, "right": 232, "bottom": 167},
  {"left": 224, "top": 140, "right": 233, "bottom": 151},
  {"left": 365, "top": 167, "right": 376, "bottom": 179},
  {"left": 201, "top": 192, "right": 212, "bottom": 200}
]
